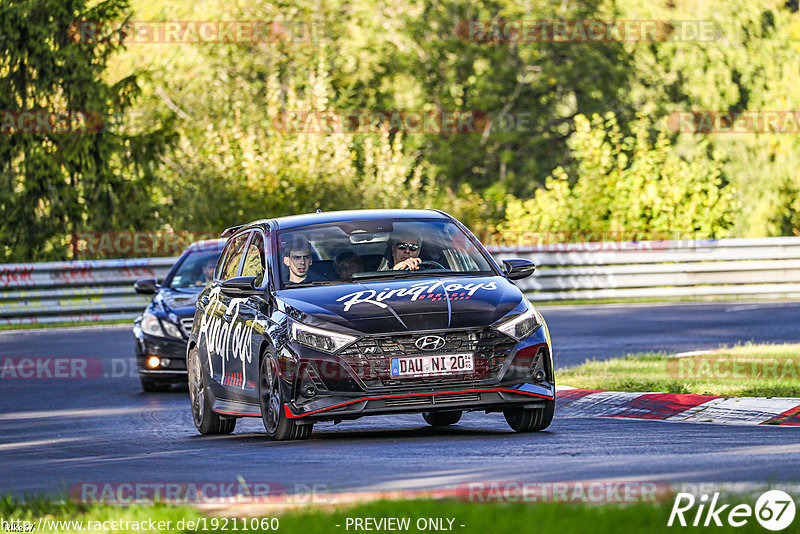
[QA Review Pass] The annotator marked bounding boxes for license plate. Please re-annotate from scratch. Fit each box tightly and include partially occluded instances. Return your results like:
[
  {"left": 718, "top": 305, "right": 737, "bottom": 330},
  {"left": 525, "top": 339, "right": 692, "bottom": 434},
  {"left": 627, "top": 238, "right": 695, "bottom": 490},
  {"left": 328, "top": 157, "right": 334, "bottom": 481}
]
[{"left": 390, "top": 353, "right": 474, "bottom": 378}]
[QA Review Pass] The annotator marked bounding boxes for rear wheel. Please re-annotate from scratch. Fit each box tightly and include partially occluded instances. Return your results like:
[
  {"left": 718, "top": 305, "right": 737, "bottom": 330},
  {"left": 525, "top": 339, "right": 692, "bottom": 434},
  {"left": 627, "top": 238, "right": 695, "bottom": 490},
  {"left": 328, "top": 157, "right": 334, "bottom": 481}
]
[
  {"left": 259, "top": 351, "right": 312, "bottom": 441},
  {"left": 187, "top": 347, "right": 236, "bottom": 435},
  {"left": 423, "top": 411, "right": 462, "bottom": 426},
  {"left": 503, "top": 399, "right": 555, "bottom": 432}
]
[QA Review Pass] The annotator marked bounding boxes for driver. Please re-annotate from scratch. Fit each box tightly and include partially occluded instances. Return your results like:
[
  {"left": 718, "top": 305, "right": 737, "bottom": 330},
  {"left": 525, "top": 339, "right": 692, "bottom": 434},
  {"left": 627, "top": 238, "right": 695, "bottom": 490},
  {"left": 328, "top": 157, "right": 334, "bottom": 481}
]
[
  {"left": 195, "top": 258, "right": 217, "bottom": 286},
  {"left": 379, "top": 232, "right": 423, "bottom": 271}
]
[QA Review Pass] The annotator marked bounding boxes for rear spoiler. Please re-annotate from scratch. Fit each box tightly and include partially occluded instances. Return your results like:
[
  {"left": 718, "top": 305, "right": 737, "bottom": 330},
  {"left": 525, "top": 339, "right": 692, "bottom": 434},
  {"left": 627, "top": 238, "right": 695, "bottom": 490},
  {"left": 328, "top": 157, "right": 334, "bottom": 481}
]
[{"left": 220, "top": 224, "right": 244, "bottom": 238}]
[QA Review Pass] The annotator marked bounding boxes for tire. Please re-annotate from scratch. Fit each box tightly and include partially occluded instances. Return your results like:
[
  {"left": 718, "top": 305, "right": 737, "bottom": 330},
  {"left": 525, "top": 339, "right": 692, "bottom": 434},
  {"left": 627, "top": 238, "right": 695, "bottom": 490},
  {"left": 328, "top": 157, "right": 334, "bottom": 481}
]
[
  {"left": 423, "top": 411, "right": 462, "bottom": 426},
  {"left": 140, "top": 376, "right": 172, "bottom": 393},
  {"left": 187, "top": 346, "right": 236, "bottom": 435},
  {"left": 503, "top": 399, "right": 555, "bottom": 432},
  {"left": 259, "top": 351, "right": 313, "bottom": 441}
]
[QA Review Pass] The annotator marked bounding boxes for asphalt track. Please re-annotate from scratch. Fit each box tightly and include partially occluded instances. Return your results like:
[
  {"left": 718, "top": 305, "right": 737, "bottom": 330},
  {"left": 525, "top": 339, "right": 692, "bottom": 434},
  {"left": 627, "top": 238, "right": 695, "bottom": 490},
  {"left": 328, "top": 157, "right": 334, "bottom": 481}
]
[{"left": 1, "top": 301, "right": 800, "bottom": 497}]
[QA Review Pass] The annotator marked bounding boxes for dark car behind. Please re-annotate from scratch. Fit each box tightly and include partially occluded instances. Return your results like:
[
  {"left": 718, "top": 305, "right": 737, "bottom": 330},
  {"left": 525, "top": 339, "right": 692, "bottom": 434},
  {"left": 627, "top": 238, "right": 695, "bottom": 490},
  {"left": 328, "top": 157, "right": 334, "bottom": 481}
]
[{"left": 133, "top": 239, "right": 226, "bottom": 392}]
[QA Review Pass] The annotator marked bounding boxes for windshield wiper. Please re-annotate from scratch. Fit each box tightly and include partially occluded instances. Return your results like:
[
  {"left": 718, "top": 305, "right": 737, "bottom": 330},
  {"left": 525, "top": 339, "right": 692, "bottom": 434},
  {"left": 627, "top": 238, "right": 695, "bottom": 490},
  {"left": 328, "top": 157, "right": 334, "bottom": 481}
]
[
  {"left": 287, "top": 280, "right": 343, "bottom": 288},
  {"left": 353, "top": 270, "right": 459, "bottom": 280}
]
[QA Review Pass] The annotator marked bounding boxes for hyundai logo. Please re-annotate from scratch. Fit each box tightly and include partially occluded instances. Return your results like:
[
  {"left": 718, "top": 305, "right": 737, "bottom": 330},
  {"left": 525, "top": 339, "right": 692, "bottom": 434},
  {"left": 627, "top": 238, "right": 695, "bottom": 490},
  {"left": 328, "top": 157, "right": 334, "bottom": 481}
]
[{"left": 415, "top": 335, "right": 446, "bottom": 351}]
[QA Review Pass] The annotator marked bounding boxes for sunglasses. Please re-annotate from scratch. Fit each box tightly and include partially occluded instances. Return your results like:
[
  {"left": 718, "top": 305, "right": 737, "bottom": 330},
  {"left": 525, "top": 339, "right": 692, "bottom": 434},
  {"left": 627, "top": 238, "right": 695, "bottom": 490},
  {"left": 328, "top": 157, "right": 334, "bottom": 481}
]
[{"left": 395, "top": 242, "right": 420, "bottom": 251}]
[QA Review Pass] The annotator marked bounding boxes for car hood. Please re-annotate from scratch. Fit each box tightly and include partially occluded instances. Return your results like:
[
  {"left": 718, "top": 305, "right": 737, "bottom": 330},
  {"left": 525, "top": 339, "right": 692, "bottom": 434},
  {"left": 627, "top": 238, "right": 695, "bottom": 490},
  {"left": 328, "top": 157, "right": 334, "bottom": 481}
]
[
  {"left": 155, "top": 288, "right": 202, "bottom": 316},
  {"left": 276, "top": 276, "right": 523, "bottom": 334}
]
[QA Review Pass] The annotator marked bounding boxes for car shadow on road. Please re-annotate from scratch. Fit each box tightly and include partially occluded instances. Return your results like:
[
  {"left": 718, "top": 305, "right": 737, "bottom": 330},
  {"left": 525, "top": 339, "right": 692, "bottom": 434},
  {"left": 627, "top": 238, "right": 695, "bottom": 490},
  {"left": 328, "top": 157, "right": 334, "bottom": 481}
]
[{"left": 187, "top": 424, "right": 557, "bottom": 445}]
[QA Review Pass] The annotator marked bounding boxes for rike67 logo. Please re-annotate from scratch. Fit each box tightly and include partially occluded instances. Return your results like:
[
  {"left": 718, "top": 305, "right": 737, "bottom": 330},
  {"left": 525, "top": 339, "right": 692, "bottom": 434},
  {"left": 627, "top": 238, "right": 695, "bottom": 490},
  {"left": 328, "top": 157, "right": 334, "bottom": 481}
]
[{"left": 668, "top": 490, "right": 796, "bottom": 531}]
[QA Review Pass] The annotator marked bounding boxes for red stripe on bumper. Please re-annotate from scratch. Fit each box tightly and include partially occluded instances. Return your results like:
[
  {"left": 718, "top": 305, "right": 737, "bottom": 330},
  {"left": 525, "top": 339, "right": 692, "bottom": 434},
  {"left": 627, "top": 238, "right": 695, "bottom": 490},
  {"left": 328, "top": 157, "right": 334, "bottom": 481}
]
[{"left": 284, "top": 387, "right": 553, "bottom": 419}]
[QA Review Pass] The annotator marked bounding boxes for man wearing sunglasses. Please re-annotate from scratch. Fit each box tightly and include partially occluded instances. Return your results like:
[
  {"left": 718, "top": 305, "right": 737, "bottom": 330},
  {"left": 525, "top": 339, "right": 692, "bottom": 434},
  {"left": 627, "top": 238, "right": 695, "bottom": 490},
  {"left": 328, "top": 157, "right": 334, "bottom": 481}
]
[{"left": 378, "top": 233, "right": 423, "bottom": 271}]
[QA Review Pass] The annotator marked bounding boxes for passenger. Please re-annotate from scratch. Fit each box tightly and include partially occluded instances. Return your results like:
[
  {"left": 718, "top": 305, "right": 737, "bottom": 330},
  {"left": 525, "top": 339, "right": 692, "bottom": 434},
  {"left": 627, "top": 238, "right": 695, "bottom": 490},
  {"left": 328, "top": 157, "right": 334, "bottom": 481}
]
[
  {"left": 283, "top": 236, "right": 313, "bottom": 284},
  {"left": 334, "top": 251, "right": 363, "bottom": 280},
  {"left": 378, "top": 232, "right": 423, "bottom": 271}
]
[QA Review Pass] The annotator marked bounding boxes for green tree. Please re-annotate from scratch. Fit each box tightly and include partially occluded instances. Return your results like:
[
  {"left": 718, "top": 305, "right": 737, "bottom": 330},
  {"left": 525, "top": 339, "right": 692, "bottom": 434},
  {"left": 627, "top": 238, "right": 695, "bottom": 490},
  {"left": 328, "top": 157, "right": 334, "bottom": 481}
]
[
  {"left": 499, "top": 113, "right": 736, "bottom": 243},
  {"left": 0, "top": 0, "right": 174, "bottom": 261}
]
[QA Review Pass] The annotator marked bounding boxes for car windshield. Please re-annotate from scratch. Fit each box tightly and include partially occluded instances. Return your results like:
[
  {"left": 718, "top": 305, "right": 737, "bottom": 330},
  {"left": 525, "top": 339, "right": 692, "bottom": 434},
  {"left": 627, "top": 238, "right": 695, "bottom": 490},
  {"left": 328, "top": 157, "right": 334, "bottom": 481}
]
[
  {"left": 276, "top": 218, "right": 495, "bottom": 288},
  {"left": 168, "top": 250, "right": 223, "bottom": 289}
]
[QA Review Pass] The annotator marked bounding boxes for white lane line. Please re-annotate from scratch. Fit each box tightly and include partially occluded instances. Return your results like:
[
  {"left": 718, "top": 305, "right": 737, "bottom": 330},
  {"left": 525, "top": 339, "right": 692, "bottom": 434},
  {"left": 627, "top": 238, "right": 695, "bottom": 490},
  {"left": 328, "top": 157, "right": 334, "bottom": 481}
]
[
  {"left": 0, "top": 437, "right": 83, "bottom": 451},
  {"left": 0, "top": 406, "right": 144, "bottom": 421}
]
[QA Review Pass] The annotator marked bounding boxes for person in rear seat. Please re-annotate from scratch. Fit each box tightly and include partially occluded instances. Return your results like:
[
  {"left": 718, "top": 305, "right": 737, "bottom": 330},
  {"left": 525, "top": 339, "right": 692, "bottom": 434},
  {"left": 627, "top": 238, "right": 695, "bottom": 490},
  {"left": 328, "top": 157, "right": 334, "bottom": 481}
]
[{"left": 334, "top": 251, "right": 363, "bottom": 280}]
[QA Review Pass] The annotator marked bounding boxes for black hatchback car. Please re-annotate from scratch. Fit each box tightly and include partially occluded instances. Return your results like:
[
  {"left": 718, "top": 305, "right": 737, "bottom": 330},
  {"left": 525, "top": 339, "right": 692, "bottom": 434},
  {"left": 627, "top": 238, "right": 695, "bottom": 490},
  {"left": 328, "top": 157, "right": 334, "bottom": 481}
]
[
  {"left": 187, "top": 209, "right": 554, "bottom": 439},
  {"left": 133, "top": 239, "right": 226, "bottom": 392}
]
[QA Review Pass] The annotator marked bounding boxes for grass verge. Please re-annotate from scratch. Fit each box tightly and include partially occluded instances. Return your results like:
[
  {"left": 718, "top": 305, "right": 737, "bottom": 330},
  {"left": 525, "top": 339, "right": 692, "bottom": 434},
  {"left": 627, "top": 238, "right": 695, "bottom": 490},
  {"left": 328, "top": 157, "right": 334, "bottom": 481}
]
[
  {"left": 557, "top": 343, "right": 800, "bottom": 397},
  {"left": 0, "top": 495, "right": 781, "bottom": 534}
]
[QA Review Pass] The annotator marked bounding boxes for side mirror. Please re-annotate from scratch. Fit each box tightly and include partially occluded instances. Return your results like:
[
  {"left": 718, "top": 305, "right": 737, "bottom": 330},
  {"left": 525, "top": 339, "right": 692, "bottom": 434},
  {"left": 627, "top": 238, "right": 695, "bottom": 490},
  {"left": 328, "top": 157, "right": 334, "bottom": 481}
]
[
  {"left": 502, "top": 259, "right": 536, "bottom": 280},
  {"left": 134, "top": 278, "right": 158, "bottom": 295},
  {"left": 220, "top": 276, "right": 260, "bottom": 297}
]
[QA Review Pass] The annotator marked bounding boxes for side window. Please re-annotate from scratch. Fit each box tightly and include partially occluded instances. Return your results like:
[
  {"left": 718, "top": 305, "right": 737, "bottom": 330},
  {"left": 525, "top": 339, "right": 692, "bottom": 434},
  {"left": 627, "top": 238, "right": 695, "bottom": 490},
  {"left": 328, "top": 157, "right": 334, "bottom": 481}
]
[
  {"left": 241, "top": 232, "right": 265, "bottom": 283},
  {"left": 218, "top": 232, "right": 249, "bottom": 280}
]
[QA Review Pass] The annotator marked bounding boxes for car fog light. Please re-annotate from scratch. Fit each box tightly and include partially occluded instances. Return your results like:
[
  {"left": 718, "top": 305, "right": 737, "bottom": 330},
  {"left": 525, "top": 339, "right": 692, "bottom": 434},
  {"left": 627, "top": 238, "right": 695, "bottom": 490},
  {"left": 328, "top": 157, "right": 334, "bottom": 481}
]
[
  {"left": 160, "top": 358, "right": 171, "bottom": 368},
  {"left": 533, "top": 369, "right": 546, "bottom": 382},
  {"left": 301, "top": 384, "right": 317, "bottom": 398},
  {"left": 146, "top": 356, "right": 161, "bottom": 369}
]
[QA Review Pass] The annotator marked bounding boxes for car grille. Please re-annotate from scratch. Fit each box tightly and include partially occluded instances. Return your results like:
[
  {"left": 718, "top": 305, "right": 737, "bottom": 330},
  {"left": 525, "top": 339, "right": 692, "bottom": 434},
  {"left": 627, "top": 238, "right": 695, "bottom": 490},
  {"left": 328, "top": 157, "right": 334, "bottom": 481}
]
[
  {"left": 337, "top": 329, "right": 515, "bottom": 390},
  {"left": 180, "top": 317, "right": 194, "bottom": 337}
]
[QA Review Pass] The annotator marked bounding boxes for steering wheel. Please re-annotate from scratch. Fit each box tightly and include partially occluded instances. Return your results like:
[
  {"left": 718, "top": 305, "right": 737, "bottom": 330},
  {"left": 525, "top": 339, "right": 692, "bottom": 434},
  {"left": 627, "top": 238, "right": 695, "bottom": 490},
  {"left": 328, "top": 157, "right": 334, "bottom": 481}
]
[{"left": 418, "top": 260, "right": 445, "bottom": 270}]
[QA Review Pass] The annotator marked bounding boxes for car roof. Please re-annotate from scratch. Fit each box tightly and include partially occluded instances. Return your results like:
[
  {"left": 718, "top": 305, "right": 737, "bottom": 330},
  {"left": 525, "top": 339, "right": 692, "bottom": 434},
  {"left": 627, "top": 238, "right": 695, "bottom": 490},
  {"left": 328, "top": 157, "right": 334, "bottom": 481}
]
[
  {"left": 184, "top": 238, "right": 227, "bottom": 253},
  {"left": 264, "top": 209, "right": 449, "bottom": 231}
]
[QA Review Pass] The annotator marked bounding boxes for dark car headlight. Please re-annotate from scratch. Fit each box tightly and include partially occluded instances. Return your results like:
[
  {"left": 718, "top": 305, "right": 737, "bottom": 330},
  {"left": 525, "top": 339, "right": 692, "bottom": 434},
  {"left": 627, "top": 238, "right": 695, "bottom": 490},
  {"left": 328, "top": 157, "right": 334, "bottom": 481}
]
[
  {"left": 141, "top": 312, "right": 182, "bottom": 339},
  {"left": 495, "top": 301, "right": 543, "bottom": 341},
  {"left": 290, "top": 321, "right": 357, "bottom": 354}
]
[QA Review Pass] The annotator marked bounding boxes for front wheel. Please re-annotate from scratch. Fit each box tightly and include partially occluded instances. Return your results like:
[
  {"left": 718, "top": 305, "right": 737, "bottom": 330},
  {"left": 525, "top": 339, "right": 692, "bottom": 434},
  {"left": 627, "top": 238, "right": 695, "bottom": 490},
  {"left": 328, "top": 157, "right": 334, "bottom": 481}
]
[
  {"left": 503, "top": 399, "right": 554, "bottom": 432},
  {"left": 188, "top": 347, "right": 236, "bottom": 435},
  {"left": 259, "top": 352, "right": 312, "bottom": 441},
  {"left": 423, "top": 411, "right": 462, "bottom": 426}
]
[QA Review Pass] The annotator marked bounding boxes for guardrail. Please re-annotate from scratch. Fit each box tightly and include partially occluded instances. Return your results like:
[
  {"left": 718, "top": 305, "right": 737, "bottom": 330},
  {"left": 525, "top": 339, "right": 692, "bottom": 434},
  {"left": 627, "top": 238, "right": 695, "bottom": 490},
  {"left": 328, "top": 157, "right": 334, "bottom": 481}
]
[
  {"left": 1, "top": 236, "right": 799, "bottom": 325},
  {"left": 0, "top": 258, "right": 176, "bottom": 325},
  {"left": 491, "top": 236, "right": 800, "bottom": 301}
]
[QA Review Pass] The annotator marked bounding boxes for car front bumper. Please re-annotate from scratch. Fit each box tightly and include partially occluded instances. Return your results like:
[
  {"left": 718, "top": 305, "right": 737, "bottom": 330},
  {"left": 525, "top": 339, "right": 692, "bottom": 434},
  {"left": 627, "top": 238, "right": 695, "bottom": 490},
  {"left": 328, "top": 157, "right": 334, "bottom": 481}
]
[
  {"left": 284, "top": 381, "right": 554, "bottom": 421},
  {"left": 134, "top": 331, "right": 189, "bottom": 381}
]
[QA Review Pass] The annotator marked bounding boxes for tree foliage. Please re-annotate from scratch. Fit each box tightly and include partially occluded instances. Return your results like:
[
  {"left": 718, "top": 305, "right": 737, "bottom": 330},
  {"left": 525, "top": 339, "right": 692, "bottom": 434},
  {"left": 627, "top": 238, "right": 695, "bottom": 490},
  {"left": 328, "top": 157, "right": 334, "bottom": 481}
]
[
  {"left": 500, "top": 113, "right": 736, "bottom": 242},
  {"left": 5, "top": 0, "right": 800, "bottom": 261},
  {"left": 0, "top": 0, "right": 174, "bottom": 261}
]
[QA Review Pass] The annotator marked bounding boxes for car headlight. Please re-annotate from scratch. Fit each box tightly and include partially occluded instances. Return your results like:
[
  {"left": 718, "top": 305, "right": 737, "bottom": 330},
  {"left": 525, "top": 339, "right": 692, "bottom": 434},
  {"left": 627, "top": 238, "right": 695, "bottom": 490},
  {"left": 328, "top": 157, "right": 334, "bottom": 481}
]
[
  {"left": 141, "top": 313, "right": 182, "bottom": 339},
  {"left": 291, "top": 321, "right": 357, "bottom": 354},
  {"left": 162, "top": 320, "right": 183, "bottom": 339},
  {"left": 495, "top": 301, "right": 542, "bottom": 341}
]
